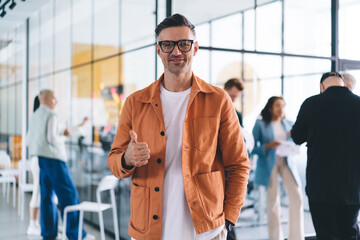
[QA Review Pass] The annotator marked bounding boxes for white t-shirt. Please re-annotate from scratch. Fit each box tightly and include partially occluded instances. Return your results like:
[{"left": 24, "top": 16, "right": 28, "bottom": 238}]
[
  {"left": 272, "top": 120, "right": 287, "bottom": 157},
  {"left": 272, "top": 121, "right": 287, "bottom": 142},
  {"left": 159, "top": 84, "right": 224, "bottom": 240}
]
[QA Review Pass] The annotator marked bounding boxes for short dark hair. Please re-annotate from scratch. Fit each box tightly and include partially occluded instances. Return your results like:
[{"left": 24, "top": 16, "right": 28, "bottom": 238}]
[
  {"left": 224, "top": 78, "right": 244, "bottom": 91},
  {"left": 320, "top": 71, "right": 343, "bottom": 83},
  {"left": 155, "top": 13, "right": 196, "bottom": 39}
]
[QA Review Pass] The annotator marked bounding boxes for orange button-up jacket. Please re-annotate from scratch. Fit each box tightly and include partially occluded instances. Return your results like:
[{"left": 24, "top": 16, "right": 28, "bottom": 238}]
[{"left": 108, "top": 73, "right": 250, "bottom": 240}]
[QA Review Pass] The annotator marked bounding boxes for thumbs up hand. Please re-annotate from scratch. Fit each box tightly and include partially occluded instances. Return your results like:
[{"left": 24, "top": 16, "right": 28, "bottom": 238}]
[{"left": 124, "top": 130, "right": 150, "bottom": 167}]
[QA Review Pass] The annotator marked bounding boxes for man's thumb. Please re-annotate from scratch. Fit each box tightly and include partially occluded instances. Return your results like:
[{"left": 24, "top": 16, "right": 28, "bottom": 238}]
[{"left": 129, "top": 130, "right": 138, "bottom": 143}]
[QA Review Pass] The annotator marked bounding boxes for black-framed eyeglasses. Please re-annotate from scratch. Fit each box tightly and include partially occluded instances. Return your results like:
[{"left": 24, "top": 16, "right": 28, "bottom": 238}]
[
  {"left": 157, "top": 40, "right": 194, "bottom": 53},
  {"left": 320, "top": 72, "right": 343, "bottom": 83}
]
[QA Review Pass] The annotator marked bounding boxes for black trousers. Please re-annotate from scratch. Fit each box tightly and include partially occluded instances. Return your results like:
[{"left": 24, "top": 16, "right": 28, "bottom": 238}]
[{"left": 309, "top": 201, "right": 360, "bottom": 240}]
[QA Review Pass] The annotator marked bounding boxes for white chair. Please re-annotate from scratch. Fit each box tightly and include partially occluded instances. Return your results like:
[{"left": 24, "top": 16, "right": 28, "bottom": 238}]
[
  {"left": 0, "top": 151, "right": 17, "bottom": 207},
  {"left": 18, "top": 159, "right": 34, "bottom": 220},
  {"left": 62, "top": 175, "right": 119, "bottom": 240}
]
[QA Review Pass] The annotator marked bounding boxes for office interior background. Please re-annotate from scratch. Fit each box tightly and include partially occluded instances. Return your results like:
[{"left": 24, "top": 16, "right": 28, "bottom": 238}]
[{"left": 0, "top": 0, "right": 359, "bottom": 239}]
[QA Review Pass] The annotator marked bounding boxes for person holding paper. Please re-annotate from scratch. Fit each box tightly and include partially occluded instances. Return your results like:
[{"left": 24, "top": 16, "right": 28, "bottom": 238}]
[{"left": 252, "top": 96, "right": 304, "bottom": 240}]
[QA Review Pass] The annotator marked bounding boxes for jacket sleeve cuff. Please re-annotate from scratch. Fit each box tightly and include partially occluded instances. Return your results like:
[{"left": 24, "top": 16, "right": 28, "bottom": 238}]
[
  {"left": 224, "top": 205, "right": 240, "bottom": 225},
  {"left": 119, "top": 152, "right": 135, "bottom": 177}
]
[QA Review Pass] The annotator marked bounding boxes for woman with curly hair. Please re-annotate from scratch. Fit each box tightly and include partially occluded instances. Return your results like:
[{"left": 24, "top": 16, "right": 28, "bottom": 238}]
[{"left": 252, "top": 96, "right": 304, "bottom": 240}]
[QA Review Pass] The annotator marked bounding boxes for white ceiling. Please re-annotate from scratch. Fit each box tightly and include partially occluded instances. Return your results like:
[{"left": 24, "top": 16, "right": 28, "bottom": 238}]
[{"left": 0, "top": 0, "right": 49, "bottom": 34}]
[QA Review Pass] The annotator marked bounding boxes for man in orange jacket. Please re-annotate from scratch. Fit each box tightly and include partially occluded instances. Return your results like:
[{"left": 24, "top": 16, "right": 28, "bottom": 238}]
[{"left": 108, "top": 13, "right": 250, "bottom": 240}]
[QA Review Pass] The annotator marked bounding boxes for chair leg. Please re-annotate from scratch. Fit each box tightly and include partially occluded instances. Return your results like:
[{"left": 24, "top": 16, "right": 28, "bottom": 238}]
[
  {"left": 63, "top": 209, "right": 68, "bottom": 240},
  {"left": 12, "top": 180, "right": 15, "bottom": 208},
  {"left": 7, "top": 182, "right": 10, "bottom": 203},
  {"left": 112, "top": 208, "right": 119, "bottom": 240},
  {"left": 18, "top": 187, "right": 21, "bottom": 215},
  {"left": 78, "top": 210, "right": 83, "bottom": 240},
  {"left": 99, "top": 211, "right": 105, "bottom": 240},
  {"left": 21, "top": 191, "right": 24, "bottom": 221}
]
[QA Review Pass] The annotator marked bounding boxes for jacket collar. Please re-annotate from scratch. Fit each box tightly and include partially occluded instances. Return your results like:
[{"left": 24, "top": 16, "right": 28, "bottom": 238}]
[{"left": 137, "top": 72, "right": 213, "bottom": 103}]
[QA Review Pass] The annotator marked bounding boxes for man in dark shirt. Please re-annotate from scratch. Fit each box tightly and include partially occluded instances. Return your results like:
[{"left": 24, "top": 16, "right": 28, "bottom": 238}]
[
  {"left": 291, "top": 72, "right": 360, "bottom": 240},
  {"left": 224, "top": 78, "right": 244, "bottom": 127}
]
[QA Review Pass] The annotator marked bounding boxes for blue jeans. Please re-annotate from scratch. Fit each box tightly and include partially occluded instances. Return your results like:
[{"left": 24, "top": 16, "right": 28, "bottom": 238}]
[{"left": 38, "top": 156, "right": 86, "bottom": 240}]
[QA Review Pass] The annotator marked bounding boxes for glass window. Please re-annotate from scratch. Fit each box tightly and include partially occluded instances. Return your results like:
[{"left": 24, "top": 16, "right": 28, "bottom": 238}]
[
  {"left": 72, "top": 65, "right": 93, "bottom": 146},
  {"left": 242, "top": 54, "right": 282, "bottom": 129},
  {"left": 193, "top": 49, "right": 210, "bottom": 83},
  {"left": 54, "top": 70, "right": 71, "bottom": 128},
  {"left": 124, "top": 47, "right": 155, "bottom": 93},
  {"left": 93, "top": 57, "right": 120, "bottom": 129},
  {"left": 210, "top": 51, "right": 243, "bottom": 87},
  {"left": 211, "top": 13, "right": 242, "bottom": 50},
  {"left": 157, "top": 0, "right": 166, "bottom": 25},
  {"left": 0, "top": 88, "right": 7, "bottom": 134},
  {"left": 15, "top": 83, "right": 22, "bottom": 135},
  {"left": 120, "top": 0, "right": 156, "bottom": 51},
  {"left": 244, "top": 9, "right": 255, "bottom": 51},
  {"left": 39, "top": 75, "right": 54, "bottom": 90},
  {"left": 29, "top": 11, "right": 40, "bottom": 79},
  {"left": 72, "top": 0, "right": 92, "bottom": 66},
  {"left": 0, "top": 33, "right": 9, "bottom": 85},
  {"left": 55, "top": 0, "right": 71, "bottom": 70},
  {"left": 244, "top": 54, "right": 282, "bottom": 80},
  {"left": 283, "top": 56, "right": 331, "bottom": 121},
  {"left": 339, "top": 0, "right": 360, "bottom": 60},
  {"left": 40, "top": 1, "right": 54, "bottom": 76},
  {"left": 284, "top": 0, "right": 331, "bottom": 56},
  {"left": 256, "top": 1, "right": 282, "bottom": 52},
  {"left": 283, "top": 74, "right": 321, "bottom": 121},
  {"left": 210, "top": 51, "right": 244, "bottom": 115},
  {"left": 93, "top": 0, "right": 120, "bottom": 60},
  {"left": 195, "top": 23, "right": 210, "bottom": 47},
  {"left": 283, "top": 56, "right": 331, "bottom": 76},
  {"left": 0, "top": 33, "right": 5, "bottom": 86},
  {"left": 8, "top": 86, "right": 16, "bottom": 135},
  {"left": 15, "top": 24, "right": 25, "bottom": 83},
  {"left": 8, "top": 32, "right": 16, "bottom": 85}
]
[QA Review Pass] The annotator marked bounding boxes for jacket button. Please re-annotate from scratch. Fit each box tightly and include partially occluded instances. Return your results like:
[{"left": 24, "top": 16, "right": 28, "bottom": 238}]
[
  {"left": 157, "top": 158, "right": 161, "bottom": 164},
  {"left": 155, "top": 187, "right": 159, "bottom": 192},
  {"left": 160, "top": 131, "right": 165, "bottom": 136},
  {"left": 153, "top": 215, "right": 158, "bottom": 220}
]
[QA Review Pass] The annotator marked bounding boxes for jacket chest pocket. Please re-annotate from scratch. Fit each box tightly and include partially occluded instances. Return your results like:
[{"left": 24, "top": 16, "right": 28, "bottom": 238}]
[{"left": 193, "top": 118, "right": 220, "bottom": 151}]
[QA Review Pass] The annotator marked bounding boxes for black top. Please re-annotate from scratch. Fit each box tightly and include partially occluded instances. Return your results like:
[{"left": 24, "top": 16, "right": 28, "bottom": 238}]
[
  {"left": 236, "top": 109, "right": 243, "bottom": 127},
  {"left": 291, "top": 86, "right": 360, "bottom": 204}
]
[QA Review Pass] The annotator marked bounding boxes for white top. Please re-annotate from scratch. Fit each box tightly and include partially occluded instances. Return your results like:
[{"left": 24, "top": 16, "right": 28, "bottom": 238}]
[
  {"left": 272, "top": 120, "right": 287, "bottom": 157},
  {"left": 158, "top": 84, "right": 224, "bottom": 240},
  {"left": 272, "top": 121, "right": 287, "bottom": 142}
]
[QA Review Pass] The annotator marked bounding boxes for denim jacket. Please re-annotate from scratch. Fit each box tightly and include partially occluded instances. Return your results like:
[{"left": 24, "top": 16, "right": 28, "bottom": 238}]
[{"left": 252, "top": 118, "right": 301, "bottom": 187}]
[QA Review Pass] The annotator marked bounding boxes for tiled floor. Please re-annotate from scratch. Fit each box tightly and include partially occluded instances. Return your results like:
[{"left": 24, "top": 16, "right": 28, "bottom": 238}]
[
  {"left": 0, "top": 184, "right": 106, "bottom": 240},
  {"left": 1, "top": 184, "right": 358, "bottom": 240},
  {"left": 0, "top": 183, "right": 313, "bottom": 240}
]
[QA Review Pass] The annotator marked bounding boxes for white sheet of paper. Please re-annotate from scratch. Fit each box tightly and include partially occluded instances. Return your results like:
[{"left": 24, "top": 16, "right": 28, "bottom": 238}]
[{"left": 276, "top": 140, "right": 300, "bottom": 157}]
